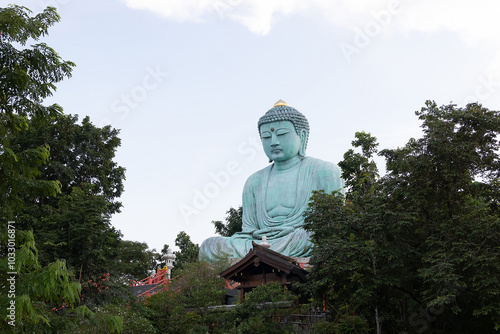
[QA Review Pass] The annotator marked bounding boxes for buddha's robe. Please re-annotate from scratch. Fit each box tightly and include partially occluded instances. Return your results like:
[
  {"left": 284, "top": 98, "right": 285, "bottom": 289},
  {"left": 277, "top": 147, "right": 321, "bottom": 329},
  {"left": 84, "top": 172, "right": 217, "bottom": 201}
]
[{"left": 199, "top": 157, "right": 344, "bottom": 260}]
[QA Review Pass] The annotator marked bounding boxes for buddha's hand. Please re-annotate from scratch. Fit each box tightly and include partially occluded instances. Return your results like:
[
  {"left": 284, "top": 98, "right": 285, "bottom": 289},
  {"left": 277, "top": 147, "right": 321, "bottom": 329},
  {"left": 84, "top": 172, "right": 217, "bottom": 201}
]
[{"left": 252, "top": 226, "right": 294, "bottom": 240}]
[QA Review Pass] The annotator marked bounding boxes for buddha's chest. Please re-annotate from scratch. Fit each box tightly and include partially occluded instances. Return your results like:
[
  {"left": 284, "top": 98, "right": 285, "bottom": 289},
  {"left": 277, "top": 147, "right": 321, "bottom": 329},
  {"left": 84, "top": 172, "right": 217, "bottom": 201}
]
[{"left": 265, "top": 168, "right": 299, "bottom": 216}]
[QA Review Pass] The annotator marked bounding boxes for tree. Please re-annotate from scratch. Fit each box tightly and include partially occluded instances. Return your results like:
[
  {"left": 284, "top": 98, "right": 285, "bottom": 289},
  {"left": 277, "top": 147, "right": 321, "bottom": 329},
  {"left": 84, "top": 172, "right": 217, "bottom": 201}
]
[
  {"left": 146, "top": 261, "right": 226, "bottom": 333},
  {"left": 0, "top": 228, "right": 83, "bottom": 332},
  {"left": 11, "top": 113, "right": 125, "bottom": 282},
  {"left": 304, "top": 102, "right": 500, "bottom": 333},
  {"left": 0, "top": 4, "right": 74, "bottom": 221},
  {"left": 1, "top": 9, "right": 125, "bottom": 277},
  {"left": 153, "top": 243, "right": 171, "bottom": 270},
  {"left": 226, "top": 282, "right": 300, "bottom": 334},
  {"left": 378, "top": 101, "right": 500, "bottom": 332},
  {"left": 0, "top": 6, "right": 122, "bottom": 332},
  {"left": 173, "top": 231, "right": 199, "bottom": 272},
  {"left": 113, "top": 240, "right": 159, "bottom": 281},
  {"left": 338, "top": 131, "right": 379, "bottom": 200},
  {"left": 0, "top": 5, "right": 83, "bottom": 331},
  {"left": 13, "top": 113, "right": 125, "bottom": 215},
  {"left": 212, "top": 206, "right": 243, "bottom": 237},
  {"left": 304, "top": 132, "right": 396, "bottom": 333}
]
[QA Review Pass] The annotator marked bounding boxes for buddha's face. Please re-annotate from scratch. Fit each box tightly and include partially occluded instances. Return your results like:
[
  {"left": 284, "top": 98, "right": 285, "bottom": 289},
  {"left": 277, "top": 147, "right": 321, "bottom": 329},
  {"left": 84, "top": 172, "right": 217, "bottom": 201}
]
[{"left": 260, "top": 121, "right": 303, "bottom": 162}]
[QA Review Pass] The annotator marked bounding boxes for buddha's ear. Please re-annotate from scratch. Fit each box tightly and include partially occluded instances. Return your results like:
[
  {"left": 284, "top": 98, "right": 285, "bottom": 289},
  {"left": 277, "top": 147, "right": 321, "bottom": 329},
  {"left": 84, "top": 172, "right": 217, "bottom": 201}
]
[{"left": 299, "top": 129, "right": 307, "bottom": 157}]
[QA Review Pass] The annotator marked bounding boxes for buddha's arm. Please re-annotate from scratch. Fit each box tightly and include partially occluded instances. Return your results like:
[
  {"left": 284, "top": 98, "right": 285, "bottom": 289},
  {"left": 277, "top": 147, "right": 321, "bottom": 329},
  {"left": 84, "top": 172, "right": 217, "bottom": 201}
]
[
  {"left": 252, "top": 226, "right": 294, "bottom": 239},
  {"left": 240, "top": 174, "right": 259, "bottom": 234},
  {"left": 314, "top": 160, "right": 345, "bottom": 194}
]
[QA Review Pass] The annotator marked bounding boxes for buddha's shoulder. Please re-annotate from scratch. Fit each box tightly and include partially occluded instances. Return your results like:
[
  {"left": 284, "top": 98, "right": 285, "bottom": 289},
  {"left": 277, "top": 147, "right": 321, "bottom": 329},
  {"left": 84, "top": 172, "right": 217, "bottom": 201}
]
[
  {"left": 245, "top": 165, "right": 272, "bottom": 185},
  {"left": 305, "top": 157, "right": 344, "bottom": 192},
  {"left": 303, "top": 156, "right": 341, "bottom": 173}
]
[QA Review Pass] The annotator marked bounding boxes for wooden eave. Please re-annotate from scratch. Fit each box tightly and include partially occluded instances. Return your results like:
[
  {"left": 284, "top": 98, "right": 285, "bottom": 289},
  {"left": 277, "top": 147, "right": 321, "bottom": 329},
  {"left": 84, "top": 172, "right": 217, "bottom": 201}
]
[{"left": 220, "top": 242, "right": 308, "bottom": 282}]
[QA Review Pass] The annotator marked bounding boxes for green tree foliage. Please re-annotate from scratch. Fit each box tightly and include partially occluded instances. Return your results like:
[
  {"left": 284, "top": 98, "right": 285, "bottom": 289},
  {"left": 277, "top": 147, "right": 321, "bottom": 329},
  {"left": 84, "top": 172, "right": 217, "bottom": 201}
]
[
  {"left": 379, "top": 101, "right": 500, "bottom": 332},
  {"left": 304, "top": 132, "right": 389, "bottom": 333},
  {"left": 212, "top": 206, "right": 243, "bottom": 237},
  {"left": 11, "top": 113, "right": 126, "bottom": 282},
  {"left": 338, "top": 131, "right": 379, "bottom": 199},
  {"left": 304, "top": 101, "right": 500, "bottom": 333},
  {"left": 226, "top": 282, "right": 300, "bottom": 334},
  {"left": 0, "top": 4, "right": 73, "bottom": 220},
  {"left": 154, "top": 244, "right": 170, "bottom": 270},
  {"left": 0, "top": 6, "right": 74, "bottom": 116},
  {"left": 0, "top": 228, "right": 82, "bottom": 332},
  {"left": 173, "top": 231, "right": 200, "bottom": 272},
  {"left": 147, "top": 261, "right": 226, "bottom": 333},
  {"left": 14, "top": 113, "right": 125, "bottom": 214},
  {"left": 2, "top": 9, "right": 125, "bottom": 281},
  {"left": 0, "top": 5, "right": 83, "bottom": 332},
  {"left": 0, "top": 6, "right": 124, "bottom": 333},
  {"left": 113, "top": 240, "right": 160, "bottom": 281},
  {"left": 76, "top": 302, "right": 160, "bottom": 334},
  {"left": 146, "top": 265, "right": 305, "bottom": 334}
]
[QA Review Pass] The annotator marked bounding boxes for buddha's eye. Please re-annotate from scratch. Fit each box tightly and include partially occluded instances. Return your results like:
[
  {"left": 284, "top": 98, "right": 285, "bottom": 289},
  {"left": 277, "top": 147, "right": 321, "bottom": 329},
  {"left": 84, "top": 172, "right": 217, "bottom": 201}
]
[
  {"left": 261, "top": 131, "right": 271, "bottom": 139},
  {"left": 276, "top": 129, "right": 290, "bottom": 136}
]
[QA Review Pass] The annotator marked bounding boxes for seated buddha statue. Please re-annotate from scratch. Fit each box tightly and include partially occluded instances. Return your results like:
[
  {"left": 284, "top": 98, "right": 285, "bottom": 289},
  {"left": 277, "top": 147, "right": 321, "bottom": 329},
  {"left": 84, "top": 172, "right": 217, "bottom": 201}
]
[{"left": 199, "top": 100, "right": 344, "bottom": 260}]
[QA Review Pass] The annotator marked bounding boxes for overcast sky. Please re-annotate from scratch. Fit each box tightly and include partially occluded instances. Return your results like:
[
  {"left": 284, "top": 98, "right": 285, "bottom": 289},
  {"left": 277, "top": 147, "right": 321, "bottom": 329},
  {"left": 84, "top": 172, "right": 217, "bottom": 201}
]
[{"left": 10, "top": 0, "right": 500, "bottom": 253}]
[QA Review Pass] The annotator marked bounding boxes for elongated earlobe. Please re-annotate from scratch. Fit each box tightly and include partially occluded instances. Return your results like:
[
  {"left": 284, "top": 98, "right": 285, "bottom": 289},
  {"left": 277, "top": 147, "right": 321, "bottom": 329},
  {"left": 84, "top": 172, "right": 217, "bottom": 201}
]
[{"left": 299, "top": 130, "right": 307, "bottom": 157}]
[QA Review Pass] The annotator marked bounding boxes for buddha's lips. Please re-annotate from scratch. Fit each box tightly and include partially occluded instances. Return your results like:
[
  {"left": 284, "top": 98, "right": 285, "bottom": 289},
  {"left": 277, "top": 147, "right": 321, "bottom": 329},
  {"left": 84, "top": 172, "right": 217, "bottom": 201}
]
[{"left": 271, "top": 148, "right": 282, "bottom": 153}]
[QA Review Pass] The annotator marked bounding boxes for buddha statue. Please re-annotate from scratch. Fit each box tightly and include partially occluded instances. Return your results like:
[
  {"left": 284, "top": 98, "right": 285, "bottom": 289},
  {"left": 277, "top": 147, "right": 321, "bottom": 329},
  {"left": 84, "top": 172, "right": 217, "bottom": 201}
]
[{"left": 199, "top": 100, "right": 344, "bottom": 260}]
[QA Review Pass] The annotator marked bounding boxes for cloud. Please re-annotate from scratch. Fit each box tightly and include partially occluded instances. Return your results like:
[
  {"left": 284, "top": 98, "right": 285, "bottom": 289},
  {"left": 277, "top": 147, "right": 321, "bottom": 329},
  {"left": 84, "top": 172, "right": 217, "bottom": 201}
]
[
  {"left": 120, "top": 0, "right": 500, "bottom": 45},
  {"left": 395, "top": 0, "right": 500, "bottom": 47},
  {"left": 120, "top": 0, "right": 312, "bottom": 34},
  {"left": 487, "top": 51, "right": 500, "bottom": 78}
]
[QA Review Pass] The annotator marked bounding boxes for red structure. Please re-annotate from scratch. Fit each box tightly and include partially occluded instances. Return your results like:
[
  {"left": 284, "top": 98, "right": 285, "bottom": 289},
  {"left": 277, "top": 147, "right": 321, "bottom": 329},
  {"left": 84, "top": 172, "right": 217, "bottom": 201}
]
[{"left": 130, "top": 268, "right": 173, "bottom": 298}]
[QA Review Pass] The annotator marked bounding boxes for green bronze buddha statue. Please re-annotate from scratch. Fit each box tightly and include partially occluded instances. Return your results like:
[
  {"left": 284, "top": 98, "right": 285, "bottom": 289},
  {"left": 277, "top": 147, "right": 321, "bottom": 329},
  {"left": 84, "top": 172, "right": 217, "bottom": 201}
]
[{"left": 199, "top": 100, "right": 344, "bottom": 260}]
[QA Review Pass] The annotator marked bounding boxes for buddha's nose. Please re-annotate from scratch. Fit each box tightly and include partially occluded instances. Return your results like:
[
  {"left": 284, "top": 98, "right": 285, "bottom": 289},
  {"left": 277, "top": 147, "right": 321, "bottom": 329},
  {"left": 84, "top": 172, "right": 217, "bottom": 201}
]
[{"left": 271, "top": 134, "right": 280, "bottom": 146}]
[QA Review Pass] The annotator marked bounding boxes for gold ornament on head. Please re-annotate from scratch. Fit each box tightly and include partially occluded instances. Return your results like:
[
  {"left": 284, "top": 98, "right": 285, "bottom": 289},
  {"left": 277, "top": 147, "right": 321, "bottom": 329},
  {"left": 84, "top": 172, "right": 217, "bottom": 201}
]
[{"left": 273, "top": 99, "right": 289, "bottom": 107}]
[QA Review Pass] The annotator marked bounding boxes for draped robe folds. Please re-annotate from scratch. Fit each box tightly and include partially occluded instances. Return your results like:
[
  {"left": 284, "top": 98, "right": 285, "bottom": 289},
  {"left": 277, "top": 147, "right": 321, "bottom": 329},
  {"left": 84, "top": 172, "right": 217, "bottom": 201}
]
[{"left": 199, "top": 157, "right": 344, "bottom": 260}]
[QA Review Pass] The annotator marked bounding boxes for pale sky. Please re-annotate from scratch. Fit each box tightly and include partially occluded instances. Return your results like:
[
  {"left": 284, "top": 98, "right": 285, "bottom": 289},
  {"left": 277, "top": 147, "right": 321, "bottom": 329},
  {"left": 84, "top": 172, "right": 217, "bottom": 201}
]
[{"left": 9, "top": 0, "right": 500, "bottom": 253}]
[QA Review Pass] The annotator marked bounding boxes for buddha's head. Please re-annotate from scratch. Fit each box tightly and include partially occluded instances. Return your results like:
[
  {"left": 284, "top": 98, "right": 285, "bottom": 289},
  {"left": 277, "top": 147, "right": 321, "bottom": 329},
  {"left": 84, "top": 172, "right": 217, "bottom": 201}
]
[{"left": 258, "top": 100, "right": 310, "bottom": 163}]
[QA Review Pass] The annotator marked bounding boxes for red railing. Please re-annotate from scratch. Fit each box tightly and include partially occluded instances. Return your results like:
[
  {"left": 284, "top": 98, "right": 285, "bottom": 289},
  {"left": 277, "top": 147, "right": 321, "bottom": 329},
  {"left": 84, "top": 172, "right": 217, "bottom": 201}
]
[
  {"left": 131, "top": 269, "right": 241, "bottom": 299},
  {"left": 130, "top": 268, "right": 181, "bottom": 298},
  {"left": 130, "top": 268, "right": 169, "bottom": 286}
]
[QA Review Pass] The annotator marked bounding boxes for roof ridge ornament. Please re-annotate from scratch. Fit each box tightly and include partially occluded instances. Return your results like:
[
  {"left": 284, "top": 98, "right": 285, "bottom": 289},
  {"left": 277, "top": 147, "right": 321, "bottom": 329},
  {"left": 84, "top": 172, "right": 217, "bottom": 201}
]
[
  {"left": 259, "top": 236, "right": 271, "bottom": 249},
  {"left": 273, "top": 99, "right": 289, "bottom": 107}
]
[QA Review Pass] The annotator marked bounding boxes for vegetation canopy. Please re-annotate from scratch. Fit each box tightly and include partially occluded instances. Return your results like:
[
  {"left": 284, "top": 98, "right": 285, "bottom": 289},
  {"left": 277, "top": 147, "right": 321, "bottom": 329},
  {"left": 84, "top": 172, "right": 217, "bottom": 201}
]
[{"left": 304, "top": 101, "right": 500, "bottom": 333}]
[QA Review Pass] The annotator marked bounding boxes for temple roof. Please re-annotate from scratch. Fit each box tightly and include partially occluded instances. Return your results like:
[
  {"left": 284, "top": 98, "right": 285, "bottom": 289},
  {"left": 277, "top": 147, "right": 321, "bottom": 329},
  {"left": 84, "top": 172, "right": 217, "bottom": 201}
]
[{"left": 219, "top": 242, "right": 308, "bottom": 283}]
